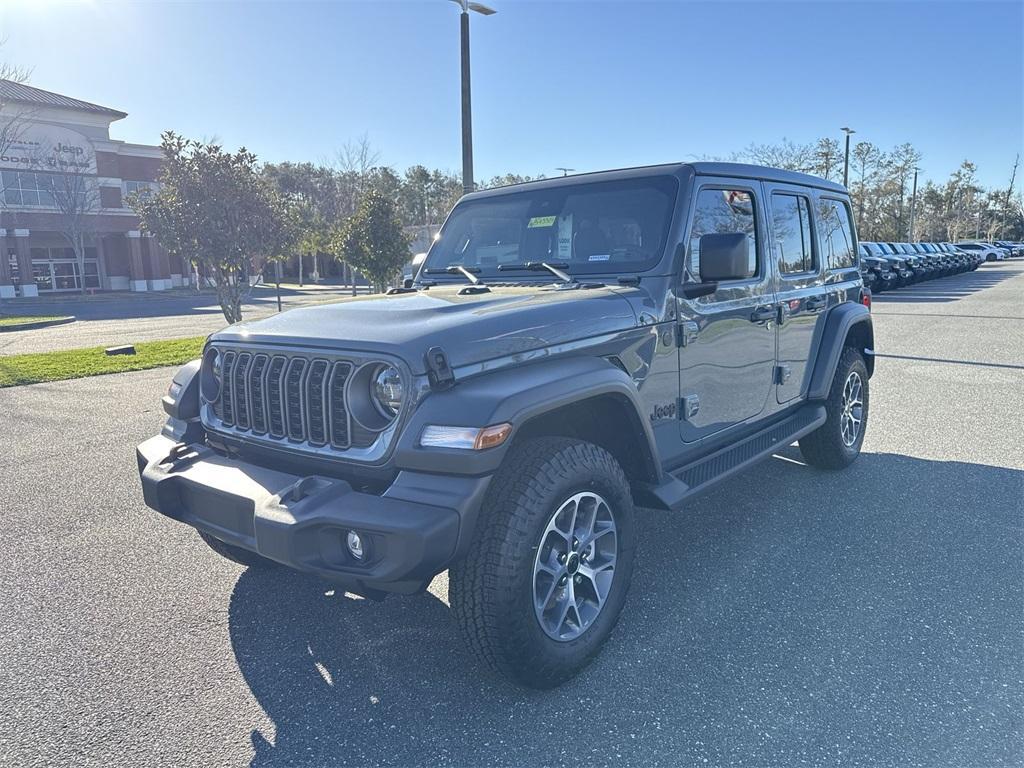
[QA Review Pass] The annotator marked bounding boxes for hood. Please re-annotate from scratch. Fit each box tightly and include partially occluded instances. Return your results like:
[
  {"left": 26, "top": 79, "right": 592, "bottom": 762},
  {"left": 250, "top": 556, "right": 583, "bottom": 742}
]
[{"left": 213, "top": 283, "right": 638, "bottom": 373}]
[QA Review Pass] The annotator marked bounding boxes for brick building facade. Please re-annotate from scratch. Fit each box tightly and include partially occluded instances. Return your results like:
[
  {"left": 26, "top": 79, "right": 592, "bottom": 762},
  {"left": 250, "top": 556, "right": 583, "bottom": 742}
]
[{"left": 0, "top": 79, "right": 183, "bottom": 298}]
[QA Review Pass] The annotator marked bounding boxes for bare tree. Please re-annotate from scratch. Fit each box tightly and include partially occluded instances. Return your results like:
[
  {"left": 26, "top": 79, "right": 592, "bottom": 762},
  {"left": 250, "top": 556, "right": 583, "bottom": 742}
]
[
  {"left": 334, "top": 134, "right": 380, "bottom": 216},
  {"left": 0, "top": 54, "right": 38, "bottom": 231},
  {"left": 0, "top": 55, "right": 34, "bottom": 159},
  {"left": 46, "top": 152, "right": 101, "bottom": 294},
  {"left": 741, "top": 137, "right": 815, "bottom": 172},
  {"left": 812, "top": 138, "right": 842, "bottom": 181},
  {"left": 850, "top": 142, "right": 882, "bottom": 235}
]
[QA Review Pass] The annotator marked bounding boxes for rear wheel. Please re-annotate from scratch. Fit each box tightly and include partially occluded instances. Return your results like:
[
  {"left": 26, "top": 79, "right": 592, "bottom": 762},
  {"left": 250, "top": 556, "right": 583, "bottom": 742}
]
[
  {"left": 800, "top": 346, "right": 869, "bottom": 470},
  {"left": 449, "top": 437, "right": 636, "bottom": 689},
  {"left": 197, "top": 530, "right": 278, "bottom": 569}
]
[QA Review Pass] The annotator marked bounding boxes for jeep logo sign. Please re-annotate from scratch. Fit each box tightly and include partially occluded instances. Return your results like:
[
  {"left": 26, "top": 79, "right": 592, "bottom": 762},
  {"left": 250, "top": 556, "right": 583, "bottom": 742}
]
[{"left": 0, "top": 123, "right": 96, "bottom": 173}]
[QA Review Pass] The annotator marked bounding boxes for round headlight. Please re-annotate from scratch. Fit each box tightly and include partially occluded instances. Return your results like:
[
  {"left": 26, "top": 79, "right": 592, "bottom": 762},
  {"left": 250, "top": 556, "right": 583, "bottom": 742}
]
[
  {"left": 371, "top": 365, "right": 403, "bottom": 418},
  {"left": 201, "top": 346, "right": 222, "bottom": 402}
]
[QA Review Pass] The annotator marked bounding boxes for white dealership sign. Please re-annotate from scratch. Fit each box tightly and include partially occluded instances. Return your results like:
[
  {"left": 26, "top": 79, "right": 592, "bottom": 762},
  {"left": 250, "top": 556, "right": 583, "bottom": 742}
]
[{"left": 0, "top": 122, "right": 96, "bottom": 174}]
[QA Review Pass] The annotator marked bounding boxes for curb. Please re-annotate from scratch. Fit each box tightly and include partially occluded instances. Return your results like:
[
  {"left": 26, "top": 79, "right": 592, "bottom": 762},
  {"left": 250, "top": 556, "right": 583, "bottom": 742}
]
[{"left": 0, "top": 316, "right": 77, "bottom": 332}]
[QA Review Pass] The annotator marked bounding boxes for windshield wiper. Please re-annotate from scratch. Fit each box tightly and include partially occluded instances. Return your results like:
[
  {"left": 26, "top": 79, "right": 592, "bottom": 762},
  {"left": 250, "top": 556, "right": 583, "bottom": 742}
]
[
  {"left": 448, "top": 265, "right": 484, "bottom": 285},
  {"left": 421, "top": 264, "right": 490, "bottom": 294},
  {"left": 422, "top": 265, "right": 484, "bottom": 284},
  {"left": 497, "top": 261, "right": 573, "bottom": 284}
]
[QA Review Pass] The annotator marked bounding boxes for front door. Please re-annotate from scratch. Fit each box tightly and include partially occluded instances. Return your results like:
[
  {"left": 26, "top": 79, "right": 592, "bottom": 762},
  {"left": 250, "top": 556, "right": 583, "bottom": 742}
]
[
  {"left": 764, "top": 183, "right": 827, "bottom": 403},
  {"left": 677, "top": 180, "right": 777, "bottom": 443}
]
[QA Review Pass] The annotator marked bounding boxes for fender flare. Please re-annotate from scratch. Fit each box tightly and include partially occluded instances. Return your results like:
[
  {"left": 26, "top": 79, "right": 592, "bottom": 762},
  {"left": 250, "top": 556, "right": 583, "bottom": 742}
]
[
  {"left": 158, "top": 358, "right": 206, "bottom": 444},
  {"left": 806, "top": 303, "right": 874, "bottom": 401},
  {"left": 162, "top": 358, "right": 202, "bottom": 421},
  {"left": 392, "top": 356, "right": 660, "bottom": 480}
]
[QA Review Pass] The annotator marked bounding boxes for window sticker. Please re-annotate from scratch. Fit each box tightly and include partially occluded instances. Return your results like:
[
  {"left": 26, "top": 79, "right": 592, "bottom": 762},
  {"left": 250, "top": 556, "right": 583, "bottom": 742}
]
[
  {"left": 588, "top": 254, "right": 611, "bottom": 262},
  {"left": 557, "top": 213, "right": 573, "bottom": 260},
  {"left": 528, "top": 215, "right": 556, "bottom": 228}
]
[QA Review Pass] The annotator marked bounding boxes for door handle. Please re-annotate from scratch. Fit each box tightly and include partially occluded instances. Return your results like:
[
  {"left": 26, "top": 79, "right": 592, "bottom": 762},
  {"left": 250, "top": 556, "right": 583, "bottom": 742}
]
[
  {"left": 804, "top": 295, "right": 827, "bottom": 311},
  {"left": 750, "top": 305, "right": 776, "bottom": 323}
]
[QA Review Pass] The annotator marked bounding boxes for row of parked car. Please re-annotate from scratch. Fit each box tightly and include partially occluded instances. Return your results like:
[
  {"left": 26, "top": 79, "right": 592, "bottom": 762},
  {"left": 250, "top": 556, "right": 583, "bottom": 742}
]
[
  {"left": 953, "top": 240, "right": 1024, "bottom": 261},
  {"left": 857, "top": 240, "right": 1015, "bottom": 292}
]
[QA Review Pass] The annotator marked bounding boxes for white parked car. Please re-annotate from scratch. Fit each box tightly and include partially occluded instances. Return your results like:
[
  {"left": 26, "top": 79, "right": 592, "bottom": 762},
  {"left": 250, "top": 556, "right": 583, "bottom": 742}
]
[{"left": 955, "top": 242, "right": 1006, "bottom": 261}]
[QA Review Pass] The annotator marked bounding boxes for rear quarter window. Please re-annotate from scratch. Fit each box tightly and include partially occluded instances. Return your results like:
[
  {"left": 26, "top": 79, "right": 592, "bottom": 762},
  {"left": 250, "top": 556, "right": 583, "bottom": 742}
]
[
  {"left": 816, "top": 198, "right": 857, "bottom": 270},
  {"left": 770, "top": 192, "right": 816, "bottom": 275}
]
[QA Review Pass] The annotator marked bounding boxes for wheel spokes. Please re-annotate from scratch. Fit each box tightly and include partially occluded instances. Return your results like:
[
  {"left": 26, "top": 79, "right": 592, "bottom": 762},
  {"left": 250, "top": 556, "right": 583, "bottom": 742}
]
[
  {"left": 532, "top": 491, "right": 618, "bottom": 641},
  {"left": 840, "top": 371, "right": 865, "bottom": 447}
]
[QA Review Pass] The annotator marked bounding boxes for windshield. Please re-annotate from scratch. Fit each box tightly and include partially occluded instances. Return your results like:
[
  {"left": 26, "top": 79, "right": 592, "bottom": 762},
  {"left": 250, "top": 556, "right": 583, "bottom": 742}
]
[{"left": 422, "top": 176, "right": 678, "bottom": 278}]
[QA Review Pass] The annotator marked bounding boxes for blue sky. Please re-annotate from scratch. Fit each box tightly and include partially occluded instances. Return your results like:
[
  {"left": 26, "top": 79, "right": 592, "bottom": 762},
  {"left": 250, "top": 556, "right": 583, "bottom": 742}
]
[{"left": 2, "top": 1, "right": 1021, "bottom": 189}]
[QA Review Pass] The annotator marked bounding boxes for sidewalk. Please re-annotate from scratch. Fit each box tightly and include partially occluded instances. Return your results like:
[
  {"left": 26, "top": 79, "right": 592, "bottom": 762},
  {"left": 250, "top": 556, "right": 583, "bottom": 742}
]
[{"left": 4, "top": 281, "right": 368, "bottom": 309}]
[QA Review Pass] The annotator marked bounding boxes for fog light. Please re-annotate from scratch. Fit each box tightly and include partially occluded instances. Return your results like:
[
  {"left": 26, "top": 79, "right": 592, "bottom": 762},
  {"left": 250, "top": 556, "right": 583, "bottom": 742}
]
[{"left": 346, "top": 530, "right": 365, "bottom": 561}]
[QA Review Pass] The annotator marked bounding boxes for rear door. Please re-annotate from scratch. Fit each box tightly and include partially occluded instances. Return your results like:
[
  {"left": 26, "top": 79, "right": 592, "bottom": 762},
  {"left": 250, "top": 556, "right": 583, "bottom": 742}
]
[
  {"left": 764, "top": 183, "right": 826, "bottom": 403},
  {"left": 676, "top": 178, "right": 777, "bottom": 442}
]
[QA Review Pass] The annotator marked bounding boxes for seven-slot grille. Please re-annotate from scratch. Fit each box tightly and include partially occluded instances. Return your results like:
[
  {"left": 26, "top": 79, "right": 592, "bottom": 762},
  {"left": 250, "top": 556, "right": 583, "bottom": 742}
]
[{"left": 211, "top": 350, "right": 358, "bottom": 450}]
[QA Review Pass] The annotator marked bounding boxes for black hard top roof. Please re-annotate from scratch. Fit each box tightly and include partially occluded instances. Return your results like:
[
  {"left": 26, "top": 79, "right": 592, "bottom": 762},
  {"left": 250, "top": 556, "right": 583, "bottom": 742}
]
[{"left": 463, "top": 161, "right": 848, "bottom": 201}]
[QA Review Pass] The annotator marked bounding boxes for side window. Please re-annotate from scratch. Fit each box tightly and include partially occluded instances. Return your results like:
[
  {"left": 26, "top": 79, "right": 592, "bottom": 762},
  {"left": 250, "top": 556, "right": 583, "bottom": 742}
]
[
  {"left": 771, "top": 193, "right": 815, "bottom": 274},
  {"left": 816, "top": 198, "right": 856, "bottom": 270},
  {"left": 687, "top": 188, "right": 758, "bottom": 280}
]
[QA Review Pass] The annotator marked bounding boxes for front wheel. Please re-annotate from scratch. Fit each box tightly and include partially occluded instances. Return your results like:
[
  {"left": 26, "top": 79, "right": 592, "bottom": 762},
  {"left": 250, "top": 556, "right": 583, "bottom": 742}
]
[
  {"left": 449, "top": 437, "right": 636, "bottom": 689},
  {"left": 799, "top": 346, "right": 869, "bottom": 470}
]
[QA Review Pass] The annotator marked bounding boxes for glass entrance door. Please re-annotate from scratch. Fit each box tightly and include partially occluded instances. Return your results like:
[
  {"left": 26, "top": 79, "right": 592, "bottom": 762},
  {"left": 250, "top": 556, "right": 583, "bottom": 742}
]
[{"left": 30, "top": 247, "right": 100, "bottom": 292}]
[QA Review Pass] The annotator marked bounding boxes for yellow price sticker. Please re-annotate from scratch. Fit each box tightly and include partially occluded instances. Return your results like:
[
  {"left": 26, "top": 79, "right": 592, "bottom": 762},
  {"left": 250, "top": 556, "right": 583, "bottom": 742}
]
[{"left": 527, "top": 215, "right": 557, "bottom": 228}]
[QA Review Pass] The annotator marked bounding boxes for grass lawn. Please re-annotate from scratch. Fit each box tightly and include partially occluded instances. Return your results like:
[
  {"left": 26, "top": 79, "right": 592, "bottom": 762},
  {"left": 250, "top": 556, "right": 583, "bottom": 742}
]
[
  {"left": 0, "top": 314, "right": 70, "bottom": 327},
  {"left": 0, "top": 336, "right": 205, "bottom": 388}
]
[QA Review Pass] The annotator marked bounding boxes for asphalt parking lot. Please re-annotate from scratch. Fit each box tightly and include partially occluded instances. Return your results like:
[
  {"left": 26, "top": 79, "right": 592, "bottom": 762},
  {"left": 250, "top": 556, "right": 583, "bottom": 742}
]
[{"left": 1, "top": 263, "right": 1021, "bottom": 767}]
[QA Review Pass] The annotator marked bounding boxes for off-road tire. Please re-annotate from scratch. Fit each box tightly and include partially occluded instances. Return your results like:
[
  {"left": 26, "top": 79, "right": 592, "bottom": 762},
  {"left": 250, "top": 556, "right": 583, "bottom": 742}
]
[
  {"left": 449, "top": 437, "right": 636, "bottom": 689},
  {"left": 799, "top": 346, "right": 869, "bottom": 470},
  {"left": 197, "top": 530, "right": 278, "bottom": 569}
]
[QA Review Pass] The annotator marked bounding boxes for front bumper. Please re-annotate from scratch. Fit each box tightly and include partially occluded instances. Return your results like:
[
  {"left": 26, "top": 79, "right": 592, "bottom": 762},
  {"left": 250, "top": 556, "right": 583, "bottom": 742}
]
[{"left": 137, "top": 433, "right": 490, "bottom": 594}]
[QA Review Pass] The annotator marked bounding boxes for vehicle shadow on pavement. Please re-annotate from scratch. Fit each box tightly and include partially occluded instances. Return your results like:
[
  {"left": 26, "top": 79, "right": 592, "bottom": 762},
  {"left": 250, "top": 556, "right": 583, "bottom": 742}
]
[
  {"left": 228, "top": 451, "right": 1023, "bottom": 767},
  {"left": 872, "top": 266, "right": 1018, "bottom": 303}
]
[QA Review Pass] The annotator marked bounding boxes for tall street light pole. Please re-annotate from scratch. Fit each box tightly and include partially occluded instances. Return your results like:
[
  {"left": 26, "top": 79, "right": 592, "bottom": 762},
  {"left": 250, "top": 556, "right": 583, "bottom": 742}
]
[
  {"left": 449, "top": 0, "right": 496, "bottom": 196},
  {"left": 841, "top": 126, "right": 855, "bottom": 188},
  {"left": 908, "top": 166, "right": 920, "bottom": 241}
]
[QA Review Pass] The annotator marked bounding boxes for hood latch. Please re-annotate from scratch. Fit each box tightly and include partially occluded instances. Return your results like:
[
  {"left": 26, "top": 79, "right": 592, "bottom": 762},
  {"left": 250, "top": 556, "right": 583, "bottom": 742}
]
[{"left": 425, "top": 346, "right": 456, "bottom": 390}]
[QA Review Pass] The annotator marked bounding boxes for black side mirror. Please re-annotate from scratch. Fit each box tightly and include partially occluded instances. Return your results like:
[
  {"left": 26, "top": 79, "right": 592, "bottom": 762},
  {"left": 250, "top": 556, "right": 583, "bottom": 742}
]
[
  {"left": 698, "top": 232, "right": 750, "bottom": 282},
  {"left": 403, "top": 278, "right": 414, "bottom": 289}
]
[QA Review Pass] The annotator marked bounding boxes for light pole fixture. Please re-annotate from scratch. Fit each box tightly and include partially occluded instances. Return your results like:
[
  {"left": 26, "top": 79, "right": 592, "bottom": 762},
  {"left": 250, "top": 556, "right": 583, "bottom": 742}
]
[
  {"left": 908, "top": 166, "right": 921, "bottom": 241},
  {"left": 449, "top": 0, "right": 496, "bottom": 196},
  {"left": 841, "top": 126, "right": 856, "bottom": 188},
  {"left": 555, "top": 167, "right": 575, "bottom": 177}
]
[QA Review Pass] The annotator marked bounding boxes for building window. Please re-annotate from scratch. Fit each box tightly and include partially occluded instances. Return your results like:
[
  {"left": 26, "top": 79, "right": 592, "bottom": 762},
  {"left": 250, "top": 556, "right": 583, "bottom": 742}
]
[
  {"left": 124, "top": 180, "right": 158, "bottom": 199},
  {"left": 1, "top": 170, "right": 90, "bottom": 208},
  {"left": 7, "top": 248, "right": 19, "bottom": 284}
]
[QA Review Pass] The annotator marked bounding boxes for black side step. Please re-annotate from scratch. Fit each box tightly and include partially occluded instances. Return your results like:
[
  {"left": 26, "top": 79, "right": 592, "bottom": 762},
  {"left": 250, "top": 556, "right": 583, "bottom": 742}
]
[{"left": 634, "top": 404, "right": 826, "bottom": 512}]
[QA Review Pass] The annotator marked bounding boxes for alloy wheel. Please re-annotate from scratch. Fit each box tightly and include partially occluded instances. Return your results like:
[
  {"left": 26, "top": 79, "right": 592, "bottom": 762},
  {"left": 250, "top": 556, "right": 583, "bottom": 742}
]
[
  {"left": 840, "top": 371, "right": 864, "bottom": 447},
  {"left": 532, "top": 491, "right": 617, "bottom": 642}
]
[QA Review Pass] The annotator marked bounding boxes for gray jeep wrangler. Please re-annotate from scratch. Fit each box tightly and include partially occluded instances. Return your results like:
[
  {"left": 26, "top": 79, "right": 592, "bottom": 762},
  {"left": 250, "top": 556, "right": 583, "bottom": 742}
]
[{"left": 138, "top": 162, "right": 873, "bottom": 688}]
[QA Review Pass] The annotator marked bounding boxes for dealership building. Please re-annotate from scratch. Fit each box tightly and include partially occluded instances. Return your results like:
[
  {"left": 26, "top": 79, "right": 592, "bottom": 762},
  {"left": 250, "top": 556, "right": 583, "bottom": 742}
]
[{"left": 0, "top": 79, "right": 183, "bottom": 298}]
